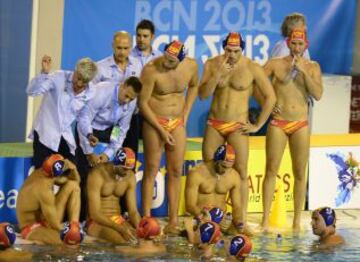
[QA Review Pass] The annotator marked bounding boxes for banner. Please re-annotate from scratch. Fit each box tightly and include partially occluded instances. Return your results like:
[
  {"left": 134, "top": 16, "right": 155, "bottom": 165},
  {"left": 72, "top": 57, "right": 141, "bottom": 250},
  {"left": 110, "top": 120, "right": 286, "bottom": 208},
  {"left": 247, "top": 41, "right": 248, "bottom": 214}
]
[
  {"left": 0, "top": 157, "right": 32, "bottom": 224},
  {"left": 246, "top": 148, "right": 295, "bottom": 212},
  {"left": 62, "top": 0, "right": 356, "bottom": 137},
  {"left": 309, "top": 146, "right": 360, "bottom": 210},
  {"left": 133, "top": 148, "right": 295, "bottom": 216},
  {"left": 0, "top": 145, "right": 296, "bottom": 223}
]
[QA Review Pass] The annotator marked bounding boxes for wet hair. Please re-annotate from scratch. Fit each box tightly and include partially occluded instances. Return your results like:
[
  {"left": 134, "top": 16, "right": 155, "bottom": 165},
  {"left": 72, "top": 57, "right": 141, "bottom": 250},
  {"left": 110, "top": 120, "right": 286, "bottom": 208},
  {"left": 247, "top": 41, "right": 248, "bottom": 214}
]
[
  {"left": 124, "top": 76, "right": 142, "bottom": 93},
  {"left": 75, "top": 57, "right": 97, "bottom": 83},
  {"left": 136, "top": 19, "right": 155, "bottom": 35},
  {"left": 281, "top": 13, "right": 306, "bottom": 37}
]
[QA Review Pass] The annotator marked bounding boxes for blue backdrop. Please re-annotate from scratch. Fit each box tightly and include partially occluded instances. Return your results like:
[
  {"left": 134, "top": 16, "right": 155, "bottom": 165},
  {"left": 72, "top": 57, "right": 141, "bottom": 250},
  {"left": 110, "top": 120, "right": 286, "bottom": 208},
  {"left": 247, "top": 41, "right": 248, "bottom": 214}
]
[
  {"left": 61, "top": 0, "right": 357, "bottom": 137},
  {"left": 0, "top": 158, "right": 32, "bottom": 224}
]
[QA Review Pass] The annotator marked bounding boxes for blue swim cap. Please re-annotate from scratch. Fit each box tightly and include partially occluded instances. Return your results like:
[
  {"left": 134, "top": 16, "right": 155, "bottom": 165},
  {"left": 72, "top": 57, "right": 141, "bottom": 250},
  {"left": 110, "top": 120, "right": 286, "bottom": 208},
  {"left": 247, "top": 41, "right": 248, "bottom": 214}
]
[
  {"left": 113, "top": 147, "right": 136, "bottom": 169},
  {"left": 229, "top": 235, "right": 252, "bottom": 258},
  {"left": 317, "top": 207, "right": 336, "bottom": 227},
  {"left": 209, "top": 207, "right": 224, "bottom": 224},
  {"left": 0, "top": 223, "right": 16, "bottom": 248},
  {"left": 199, "top": 221, "right": 221, "bottom": 244},
  {"left": 213, "top": 144, "right": 235, "bottom": 163}
]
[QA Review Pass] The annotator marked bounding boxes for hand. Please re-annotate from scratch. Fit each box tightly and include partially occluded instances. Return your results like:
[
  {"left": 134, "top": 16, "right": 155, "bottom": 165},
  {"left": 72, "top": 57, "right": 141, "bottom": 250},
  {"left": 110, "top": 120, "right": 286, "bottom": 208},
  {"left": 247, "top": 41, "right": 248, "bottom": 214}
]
[
  {"left": 87, "top": 134, "right": 99, "bottom": 147},
  {"left": 272, "top": 105, "right": 282, "bottom": 115},
  {"left": 63, "top": 159, "right": 76, "bottom": 171},
  {"left": 217, "top": 54, "right": 233, "bottom": 79},
  {"left": 41, "top": 55, "right": 52, "bottom": 74},
  {"left": 293, "top": 55, "right": 307, "bottom": 74},
  {"left": 99, "top": 153, "right": 109, "bottom": 163},
  {"left": 86, "top": 153, "right": 100, "bottom": 167},
  {"left": 160, "top": 130, "right": 176, "bottom": 146},
  {"left": 116, "top": 224, "right": 137, "bottom": 242},
  {"left": 240, "top": 122, "right": 260, "bottom": 134}
]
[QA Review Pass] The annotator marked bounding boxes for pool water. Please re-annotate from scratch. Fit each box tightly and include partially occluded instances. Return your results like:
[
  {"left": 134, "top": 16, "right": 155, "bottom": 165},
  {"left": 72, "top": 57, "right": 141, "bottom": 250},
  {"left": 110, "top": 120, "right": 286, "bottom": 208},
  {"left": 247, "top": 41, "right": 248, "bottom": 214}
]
[{"left": 14, "top": 228, "right": 360, "bottom": 261}]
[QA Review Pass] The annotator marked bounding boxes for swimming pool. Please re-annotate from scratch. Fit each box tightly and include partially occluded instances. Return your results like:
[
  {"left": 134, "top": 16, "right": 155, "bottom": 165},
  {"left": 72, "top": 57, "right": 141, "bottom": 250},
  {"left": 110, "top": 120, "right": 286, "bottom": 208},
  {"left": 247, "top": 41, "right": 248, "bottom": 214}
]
[{"left": 14, "top": 227, "right": 360, "bottom": 261}]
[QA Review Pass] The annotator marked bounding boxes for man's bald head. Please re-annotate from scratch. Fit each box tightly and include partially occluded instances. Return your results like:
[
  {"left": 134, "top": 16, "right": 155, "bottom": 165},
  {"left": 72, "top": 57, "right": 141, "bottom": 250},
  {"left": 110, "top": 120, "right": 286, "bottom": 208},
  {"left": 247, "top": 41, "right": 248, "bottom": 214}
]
[
  {"left": 113, "top": 31, "right": 132, "bottom": 42},
  {"left": 112, "top": 31, "right": 132, "bottom": 63}
]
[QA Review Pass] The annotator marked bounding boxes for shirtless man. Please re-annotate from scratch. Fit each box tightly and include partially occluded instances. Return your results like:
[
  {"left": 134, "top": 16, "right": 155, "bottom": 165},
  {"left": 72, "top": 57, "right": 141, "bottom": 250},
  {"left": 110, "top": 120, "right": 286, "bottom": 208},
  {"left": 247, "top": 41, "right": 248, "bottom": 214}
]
[
  {"left": 311, "top": 207, "right": 344, "bottom": 247},
  {"left": 261, "top": 29, "right": 323, "bottom": 232},
  {"left": 86, "top": 147, "right": 140, "bottom": 244},
  {"left": 16, "top": 154, "right": 82, "bottom": 245},
  {"left": 199, "top": 32, "right": 276, "bottom": 231},
  {"left": 139, "top": 40, "right": 199, "bottom": 234},
  {"left": 185, "top": 144, "right": 244, "bottom": 234}
]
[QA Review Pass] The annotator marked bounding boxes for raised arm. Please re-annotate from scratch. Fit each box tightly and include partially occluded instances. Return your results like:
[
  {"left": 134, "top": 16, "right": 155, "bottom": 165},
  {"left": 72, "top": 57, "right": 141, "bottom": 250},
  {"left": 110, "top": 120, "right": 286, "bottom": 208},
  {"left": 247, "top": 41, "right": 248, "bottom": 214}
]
[
  {"left": 296, "top": 59, "right": 323, "bottom": 101},
  {"left": 183, "top": 60, "right": 199, "bottom": 125},
  {"left": 198, "top": 55, "right": 232, "bottom": 100},
  {"left": 185, "top": 169, "right": 202, "bottom": 217},
  {"left": 63, "top": 159, "right": 81, "bottom": 184},
  {"left": 26, "top": 55, "right": 56, "bottom": 96},
  {"left": 125, "top": 175, "right": 141, "bottom": 228},
  {"left": 198, "top": 59, "right": 218, "bottom": 100}
]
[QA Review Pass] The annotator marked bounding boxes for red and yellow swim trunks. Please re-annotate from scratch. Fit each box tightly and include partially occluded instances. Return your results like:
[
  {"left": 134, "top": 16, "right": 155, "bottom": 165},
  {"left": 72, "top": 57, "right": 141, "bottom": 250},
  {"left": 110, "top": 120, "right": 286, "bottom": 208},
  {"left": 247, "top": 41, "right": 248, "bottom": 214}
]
[
  {"left": 207, "top": 119, "right": 245, "bottom": 137},
  {"left": 270, "top": 118, "right": 308, "bottom": 135},
  {"left": 157, "top": 116, "right": 184, "bottom": 133}
]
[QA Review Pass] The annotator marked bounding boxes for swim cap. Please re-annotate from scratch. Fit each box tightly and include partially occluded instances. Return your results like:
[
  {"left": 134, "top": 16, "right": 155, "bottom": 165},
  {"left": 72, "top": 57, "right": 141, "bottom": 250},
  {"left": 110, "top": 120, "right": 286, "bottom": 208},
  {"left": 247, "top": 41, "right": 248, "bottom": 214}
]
[
  {"left": 286, "top": 28, "right": 309, "bottom": 49},
  {"left": 199, "top": 221, "right": 222, "bottom": 244},
  {"left": 213, "top": 144, "right": 235, "bottom": 163},
  {"left": 316, "top": 207, "right": 336, "bottom": 227},
  {"left": 229, "top": 234, "right": 252, "bottom": 258},
  {"left": 42, "top": 154, "right": 65, "bottom": 177},
  {"left": 209, "top": 207, "right": 224, "bottom": 224},
  {"left": 163, "top": 40, "right": 186, "bottom": 61},
  {"left": 113, "top": 147, "right": 136, "bottom": 169},
  {"left": 0, "top": 223, "right": 16, "bottom": 249},
  {"left": 60, "top": 222, "right": 84, "bottom": 245},
  {"left": 222, "top": 32, "right": 245, "bottom": 51},
  {"left": 136, "top": 217, "right": 161, "bottom": 239}
]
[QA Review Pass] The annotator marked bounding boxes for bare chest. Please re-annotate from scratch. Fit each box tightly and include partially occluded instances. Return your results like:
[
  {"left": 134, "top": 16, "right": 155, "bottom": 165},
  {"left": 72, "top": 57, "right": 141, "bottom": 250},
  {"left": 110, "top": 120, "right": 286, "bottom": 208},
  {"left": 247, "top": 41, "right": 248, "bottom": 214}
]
[
  {"left": 199, "top": 176, "right": 230, "bottom": 195},
  {"left": 101, "top": 180, "right": 127, "bottom": 197},
  {"left": 217, "top": 68, "right": 253, "bottom": 91},
  {"left": 154, "top": 69, "right": 189, "bottom": 95}
]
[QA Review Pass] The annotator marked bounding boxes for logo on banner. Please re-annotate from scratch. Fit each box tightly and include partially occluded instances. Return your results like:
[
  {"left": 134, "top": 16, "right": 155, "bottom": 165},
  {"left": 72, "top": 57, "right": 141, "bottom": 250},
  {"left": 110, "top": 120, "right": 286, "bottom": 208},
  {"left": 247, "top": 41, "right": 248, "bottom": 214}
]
[{"left": 327, "top": 152, "right": 360, "bottom": 206}]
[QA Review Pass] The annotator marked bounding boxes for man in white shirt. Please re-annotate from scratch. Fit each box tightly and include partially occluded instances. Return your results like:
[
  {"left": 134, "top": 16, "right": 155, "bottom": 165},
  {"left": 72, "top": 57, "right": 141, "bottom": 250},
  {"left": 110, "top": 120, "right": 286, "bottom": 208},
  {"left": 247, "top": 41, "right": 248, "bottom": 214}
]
[
  {"left": 76, "top": 76, "right": 141, "bottom": 221},
  {"left": 27, "top": 55, "right": 97, "bottom": 168},
  {"left": 91, "top": 31, "right": 143, "bottom": 163},
  {"left": 130, "top": 19, "right": 162, "bottom": 69}
]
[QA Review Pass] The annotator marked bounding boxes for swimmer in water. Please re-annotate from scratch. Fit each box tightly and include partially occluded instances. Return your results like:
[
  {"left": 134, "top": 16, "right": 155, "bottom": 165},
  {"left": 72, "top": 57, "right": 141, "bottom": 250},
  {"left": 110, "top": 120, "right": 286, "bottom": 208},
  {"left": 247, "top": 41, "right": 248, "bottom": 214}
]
[{"left": 311, "top": 207, "right": 344, "bottom": 248}]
